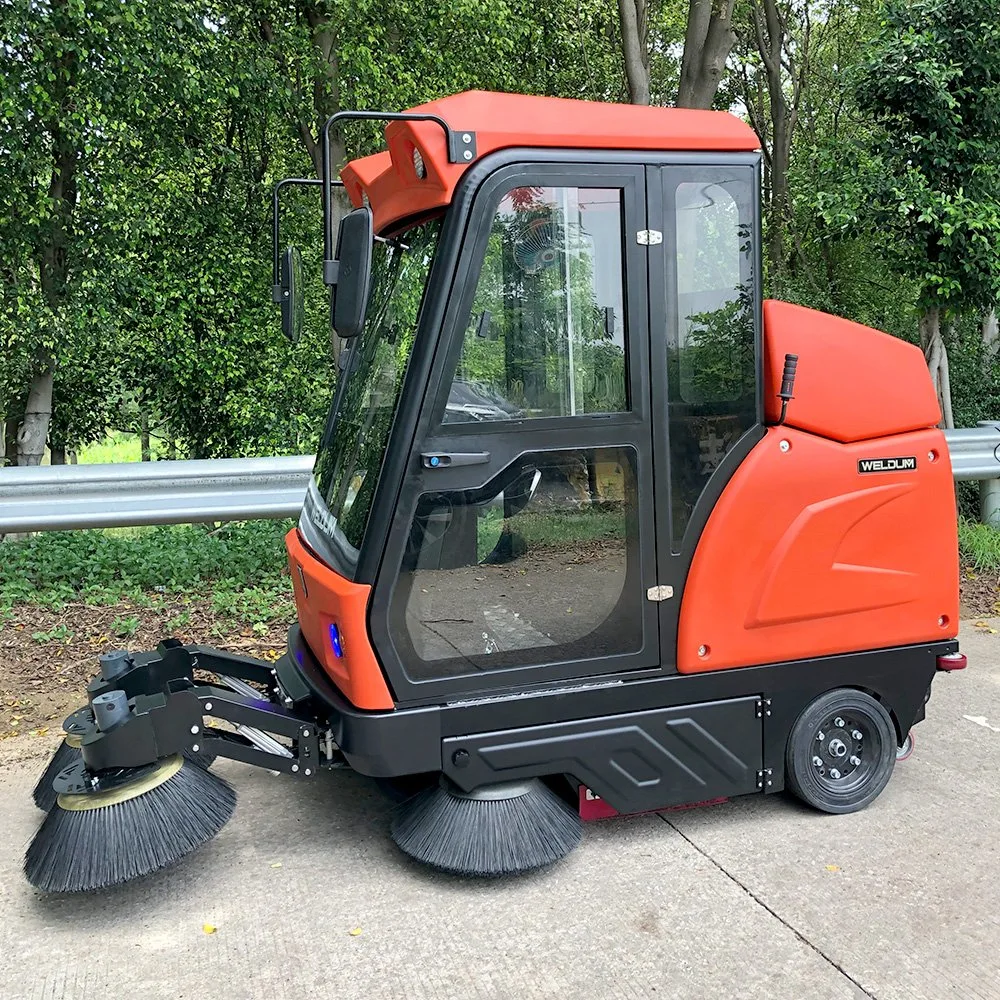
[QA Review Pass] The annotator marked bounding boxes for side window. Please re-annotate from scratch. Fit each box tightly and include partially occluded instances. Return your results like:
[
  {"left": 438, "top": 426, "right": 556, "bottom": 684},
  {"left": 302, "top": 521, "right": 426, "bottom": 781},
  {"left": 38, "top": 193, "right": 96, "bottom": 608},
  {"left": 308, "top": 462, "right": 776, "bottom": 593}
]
[
  {"left": 445, "top": 186, "right": 629, "bottom": 423},
  {"left": 388, "top": 447, "right": 643, "bottom": 680},
  {"left": 668, "top": 174, "right": 756, "bottom": 551}
]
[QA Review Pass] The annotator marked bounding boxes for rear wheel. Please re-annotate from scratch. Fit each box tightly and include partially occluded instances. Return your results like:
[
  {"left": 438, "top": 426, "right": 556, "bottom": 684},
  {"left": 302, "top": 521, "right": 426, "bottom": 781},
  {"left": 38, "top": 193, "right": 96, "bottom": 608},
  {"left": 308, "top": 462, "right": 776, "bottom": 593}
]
[{"left": 785, "top": 689, "right": 896, "bottom": 814}]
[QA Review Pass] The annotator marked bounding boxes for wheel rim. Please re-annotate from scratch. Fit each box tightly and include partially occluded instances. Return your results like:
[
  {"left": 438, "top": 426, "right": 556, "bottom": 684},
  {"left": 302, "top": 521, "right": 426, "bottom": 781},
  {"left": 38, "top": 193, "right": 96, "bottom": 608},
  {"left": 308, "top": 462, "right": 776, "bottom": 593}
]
[
  {"left": 810, "top": 712, "right": 881, "bottom": 795},
  {"left": 896, "top": 732, "right": 913, "bottom": 761}
]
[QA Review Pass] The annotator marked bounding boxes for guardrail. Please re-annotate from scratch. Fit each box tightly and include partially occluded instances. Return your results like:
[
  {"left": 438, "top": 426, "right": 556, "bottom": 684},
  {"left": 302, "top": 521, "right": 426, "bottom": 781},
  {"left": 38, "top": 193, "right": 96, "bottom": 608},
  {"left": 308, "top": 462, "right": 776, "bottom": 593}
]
[
  {"left": 0, "top": 456, "right": 312, "bottom": 533},
  {"left": 1, "top": 425, "right": 1000, "bottom": 534}
]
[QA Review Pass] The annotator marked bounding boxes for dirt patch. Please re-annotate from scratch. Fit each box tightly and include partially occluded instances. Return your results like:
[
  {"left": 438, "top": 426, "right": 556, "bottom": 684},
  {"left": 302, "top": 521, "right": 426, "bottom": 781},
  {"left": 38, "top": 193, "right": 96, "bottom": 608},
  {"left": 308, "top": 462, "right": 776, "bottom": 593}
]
[
  {"left": 960, "top": 572, "right": 1000, "bottom": 620},
  {"left": 0, "top": 597, "right": 294, "bottom": 740}
]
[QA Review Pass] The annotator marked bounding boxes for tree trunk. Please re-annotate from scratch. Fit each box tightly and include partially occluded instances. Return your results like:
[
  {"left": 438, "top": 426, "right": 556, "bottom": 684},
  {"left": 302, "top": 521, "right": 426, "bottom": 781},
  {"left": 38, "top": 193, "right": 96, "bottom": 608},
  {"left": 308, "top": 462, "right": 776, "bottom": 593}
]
[
  {"left": 983, "top": 309, "right": 998, "bottom": 358},
  {"left": 17, "top": 368, "right": 55, "bottom": 466},
  {"left": 677, "top": 0, "right": 736, "bottom": 109},
  {"left": 50, "top": 444, "right": 66, "bottom": 465},
  {"left": 3, "top": 413, "right": 21, "bottom": 468},
  {"left": 618, "top": 0, "right": 650, "bottom": 105},
  {"left": 919, "top": 307, "right": 955, "bottom": 429},
  {"left": 141, "top": 411, "right": 151, "bottom": 462},
  {"left": 27, "top": 2, "right": 79, "bottom": 471},
  {"left": 769, "top": 105, "right": 790, "bottom": 289},
  {"left": 748, "top": 0, "right": 806, "bottom": 296}
]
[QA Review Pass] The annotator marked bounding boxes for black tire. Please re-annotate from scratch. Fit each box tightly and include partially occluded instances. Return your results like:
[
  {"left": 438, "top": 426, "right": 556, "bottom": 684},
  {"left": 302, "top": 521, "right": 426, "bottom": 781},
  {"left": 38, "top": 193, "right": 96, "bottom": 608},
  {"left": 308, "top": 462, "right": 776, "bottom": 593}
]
[{"left": 785, "top": 688, "right": 896, "bottom": 814}]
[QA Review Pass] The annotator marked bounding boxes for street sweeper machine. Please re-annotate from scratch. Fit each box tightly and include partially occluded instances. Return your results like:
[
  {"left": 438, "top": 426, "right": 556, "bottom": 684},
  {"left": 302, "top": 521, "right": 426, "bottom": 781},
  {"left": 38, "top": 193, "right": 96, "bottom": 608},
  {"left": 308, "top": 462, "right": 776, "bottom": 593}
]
[{"left": 25, "top": 91, "right": 968, "bottom": 893}]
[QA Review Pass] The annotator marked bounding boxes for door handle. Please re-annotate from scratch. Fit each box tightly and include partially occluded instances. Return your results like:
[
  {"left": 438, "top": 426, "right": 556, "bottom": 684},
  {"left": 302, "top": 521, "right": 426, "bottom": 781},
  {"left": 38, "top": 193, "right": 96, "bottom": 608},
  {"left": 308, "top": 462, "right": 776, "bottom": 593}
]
[{"left": 421, "top": 451, "right": 490, "bottom": 469}]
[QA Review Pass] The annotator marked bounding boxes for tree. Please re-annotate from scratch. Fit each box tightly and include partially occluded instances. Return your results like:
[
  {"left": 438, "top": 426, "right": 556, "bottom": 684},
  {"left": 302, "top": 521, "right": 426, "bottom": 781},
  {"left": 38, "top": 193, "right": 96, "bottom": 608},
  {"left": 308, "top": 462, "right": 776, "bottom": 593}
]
[
  {"left": 617, "top": 0, "right": 732, "bottom": 108},
  {"left": 618, "top": 0, "right": 651, "bottom": 104},
  {"left": 677, "top": 0, "right": 737, "bottom": 109},
  {"left": 851, "top": 0, "right": 1000, "bottom": 427},
  {"left": 733, "top": 0, "right": 811, "bottom": 294}
]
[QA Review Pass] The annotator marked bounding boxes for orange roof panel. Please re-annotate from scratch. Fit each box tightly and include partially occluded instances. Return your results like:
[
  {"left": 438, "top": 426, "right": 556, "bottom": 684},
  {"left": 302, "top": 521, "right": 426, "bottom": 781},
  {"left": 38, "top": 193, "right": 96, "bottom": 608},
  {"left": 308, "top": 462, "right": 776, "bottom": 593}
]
[{"left": 341, "top": 90, "right": 759, "bottom": 233}]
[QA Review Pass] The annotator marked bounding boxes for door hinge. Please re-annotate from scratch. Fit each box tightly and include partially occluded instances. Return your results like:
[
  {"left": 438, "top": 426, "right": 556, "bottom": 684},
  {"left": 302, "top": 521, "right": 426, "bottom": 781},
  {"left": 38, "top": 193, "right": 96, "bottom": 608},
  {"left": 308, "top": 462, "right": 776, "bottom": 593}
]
[
  {"left": 756, "top": 768, "right": 773, "bottom": 790},
  {"left": 636, "top": 229, "right": 663, "bottom": 245},
  {"left": 646, "top": 585, "right": 674, "bottom": 602},
  {"left": 754, "top": 698, "right": 772, "bottom": 719}
]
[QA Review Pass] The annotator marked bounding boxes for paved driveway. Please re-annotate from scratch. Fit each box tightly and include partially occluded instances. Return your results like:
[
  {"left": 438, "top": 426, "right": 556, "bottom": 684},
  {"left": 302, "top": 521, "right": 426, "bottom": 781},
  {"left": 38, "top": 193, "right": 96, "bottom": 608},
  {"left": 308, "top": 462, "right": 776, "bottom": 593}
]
[{"left": 1, "top": 622, "right": 997, "bottom": 1000}]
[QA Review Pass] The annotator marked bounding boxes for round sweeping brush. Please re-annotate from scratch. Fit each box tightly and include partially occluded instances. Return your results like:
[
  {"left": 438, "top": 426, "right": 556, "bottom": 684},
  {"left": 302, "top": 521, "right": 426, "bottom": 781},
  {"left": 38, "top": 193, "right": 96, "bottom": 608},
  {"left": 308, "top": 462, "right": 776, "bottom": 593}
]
[
  {"left": 390, "top": 776, "right": 583, "bottom": 877},
  {"left": 24, "top": 754, "right": 236, "bottom": 893},
  {"left": 31, "top": 737, "right": 217, "bottom": 812},
  {"left": 31, "top": 734, "right": 84, "bottom": 812}
]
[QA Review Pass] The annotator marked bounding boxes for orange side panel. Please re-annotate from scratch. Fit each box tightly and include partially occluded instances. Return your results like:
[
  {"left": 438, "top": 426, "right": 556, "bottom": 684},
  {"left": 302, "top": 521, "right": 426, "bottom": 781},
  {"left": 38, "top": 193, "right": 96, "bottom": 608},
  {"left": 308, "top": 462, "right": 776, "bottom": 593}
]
[
  {"left": 285, "top": 528, "right": 394, "bottom": 711},
  {"left": 677, "top": 427, "right": 958, "bottom": 674},
  {"left": 341, "top": 90, "right": 760, "bottom": 234},
  {"left": 762, "top": 300, "right": 941, "bottom": 442}
]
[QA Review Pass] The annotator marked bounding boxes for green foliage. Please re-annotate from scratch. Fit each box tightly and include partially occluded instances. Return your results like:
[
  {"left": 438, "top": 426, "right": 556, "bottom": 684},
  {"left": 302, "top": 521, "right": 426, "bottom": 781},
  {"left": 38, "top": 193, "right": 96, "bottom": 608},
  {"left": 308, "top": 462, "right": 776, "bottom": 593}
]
[
  {"left": 31, "top": 624, "right": 74, "bottom": 643},
  {"left": 0, "top": 520, "right": 293, "bottom": 610},
  {"left": 848, "top": 0, "right": 1000, "bottom": 316},
  {"left": 958, "top": 518, "right": 1000, "bottom": 572}
]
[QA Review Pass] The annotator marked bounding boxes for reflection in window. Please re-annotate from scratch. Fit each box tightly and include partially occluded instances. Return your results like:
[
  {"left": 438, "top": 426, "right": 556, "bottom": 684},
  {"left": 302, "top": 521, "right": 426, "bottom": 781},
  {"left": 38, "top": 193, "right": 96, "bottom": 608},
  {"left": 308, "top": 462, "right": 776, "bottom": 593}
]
[
  {"left": 669, "top": 175, "right": 757, "bottom": 551},
  {"left": 445, "top": 187, "right": 629, "bottom": 423},
  {"left": 389, "top": 447, "right": 642, "bottom": 679}
]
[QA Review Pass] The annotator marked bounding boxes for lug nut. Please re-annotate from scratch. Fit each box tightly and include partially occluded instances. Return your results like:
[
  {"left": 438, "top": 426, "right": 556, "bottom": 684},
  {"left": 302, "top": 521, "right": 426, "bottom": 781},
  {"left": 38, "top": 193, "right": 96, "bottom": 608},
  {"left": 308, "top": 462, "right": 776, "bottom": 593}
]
[
  {"left": 834, "top": 717, "right": 845, "bottom": 728},
  {"left": 812, "top": 755, "right": 823, "bottom": 767},
  {"left": 830, "top": 768, "right": 841, "bottom": 779},
  {"left": 852, "top": 730, "right": 863, "bottom": 740},
  {"left": 816, "top": 731, "right": 825, "bottom": 741},
  {"left": 850, "top": 755, "right": 861, "bottom": 766}
]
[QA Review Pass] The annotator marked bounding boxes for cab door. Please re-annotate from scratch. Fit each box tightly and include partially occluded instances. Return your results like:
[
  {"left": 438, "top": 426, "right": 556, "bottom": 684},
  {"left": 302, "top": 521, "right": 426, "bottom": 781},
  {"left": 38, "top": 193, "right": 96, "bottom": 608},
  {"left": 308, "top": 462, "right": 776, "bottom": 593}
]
[
  {"left": 369, "top": 162, "right": 661, "bottom": 704},
  {"left": 646, "top": 159, "right": 763, "bottom": 668}
]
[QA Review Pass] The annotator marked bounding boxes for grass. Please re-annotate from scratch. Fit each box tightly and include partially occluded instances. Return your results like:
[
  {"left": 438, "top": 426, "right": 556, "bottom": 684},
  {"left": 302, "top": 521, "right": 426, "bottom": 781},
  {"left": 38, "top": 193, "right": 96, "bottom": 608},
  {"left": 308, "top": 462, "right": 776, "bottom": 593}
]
[
  {"left": 958, "top": 518, "right": 1000, "bottom": 572},
  {"left": 0, "top": 520, "right": 295, "bottom": 632},
  {"left": 77, "top": 431, "right": 143, "bottom": 464},
  {"left": 476, "top": 503, "right": 625, "bottom": 561}
]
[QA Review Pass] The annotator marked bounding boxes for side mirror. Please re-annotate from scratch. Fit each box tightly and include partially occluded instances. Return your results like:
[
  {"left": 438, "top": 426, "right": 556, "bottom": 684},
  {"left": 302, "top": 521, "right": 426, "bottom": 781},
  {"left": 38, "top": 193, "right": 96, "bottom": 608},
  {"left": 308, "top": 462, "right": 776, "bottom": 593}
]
[
  {"left": 277, "top": 246, "right": 305, "bottom": 343},
  {"left": 331, "top": 206, "right": 373, "bottom": 339}
]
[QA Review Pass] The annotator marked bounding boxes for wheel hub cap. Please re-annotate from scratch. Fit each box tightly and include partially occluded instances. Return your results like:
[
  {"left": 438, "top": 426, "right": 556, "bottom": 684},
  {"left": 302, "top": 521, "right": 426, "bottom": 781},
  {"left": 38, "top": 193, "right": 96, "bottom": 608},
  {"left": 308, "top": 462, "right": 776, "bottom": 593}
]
[{"left": 813, "top": 714, "right": 871, "bottom": 784}]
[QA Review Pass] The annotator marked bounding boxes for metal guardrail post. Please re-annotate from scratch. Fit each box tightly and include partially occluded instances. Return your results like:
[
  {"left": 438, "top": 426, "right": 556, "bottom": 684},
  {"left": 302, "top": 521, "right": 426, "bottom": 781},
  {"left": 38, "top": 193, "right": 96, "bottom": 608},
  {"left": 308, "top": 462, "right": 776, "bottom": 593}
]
[{"left": 977, "top": 421, "right": 1000, "bottom": 526}]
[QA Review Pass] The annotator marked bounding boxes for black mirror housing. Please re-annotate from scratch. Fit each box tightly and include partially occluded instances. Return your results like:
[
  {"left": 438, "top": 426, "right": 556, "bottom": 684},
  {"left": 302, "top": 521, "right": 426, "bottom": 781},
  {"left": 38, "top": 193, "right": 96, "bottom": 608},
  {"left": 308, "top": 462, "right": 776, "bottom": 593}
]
[
  {"left": 330, "top": 206, "right": 373, "bottom": 339},
  {"left": 277, "top": 246, "right": 305, "bottom": 343}
]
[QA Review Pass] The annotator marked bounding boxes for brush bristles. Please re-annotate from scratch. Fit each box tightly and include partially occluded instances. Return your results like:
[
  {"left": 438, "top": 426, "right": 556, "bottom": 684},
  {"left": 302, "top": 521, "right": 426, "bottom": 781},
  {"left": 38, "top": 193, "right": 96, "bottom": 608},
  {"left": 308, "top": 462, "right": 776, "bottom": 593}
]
[
  {"left": 31, "top": 743, "right": 216, "bottom": 812},
  {"left": 24, "top": 760, "right": 237, "bottom": 893},
  {"left": 390, "top": 779, "right": 582, "bottom": 877},
  {"left": 32, "top": 740, "right": 81, "bottom": 812}
]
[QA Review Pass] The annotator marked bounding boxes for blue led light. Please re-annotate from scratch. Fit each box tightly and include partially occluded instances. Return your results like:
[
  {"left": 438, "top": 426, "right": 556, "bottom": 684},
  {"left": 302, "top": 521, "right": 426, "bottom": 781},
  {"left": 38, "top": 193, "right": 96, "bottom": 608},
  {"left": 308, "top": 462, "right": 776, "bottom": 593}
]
[
  {"left": 429, "top": 456, "right": 440, "bottom": 467},
  {"left": 328, "top": 622, "right": 344, "bottom": 658}
]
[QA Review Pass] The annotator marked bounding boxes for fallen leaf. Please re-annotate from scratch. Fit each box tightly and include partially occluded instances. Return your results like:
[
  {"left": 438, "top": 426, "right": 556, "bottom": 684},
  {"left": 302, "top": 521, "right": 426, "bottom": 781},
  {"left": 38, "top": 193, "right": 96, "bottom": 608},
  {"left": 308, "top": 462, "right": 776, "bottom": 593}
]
[
  {"left": 348, "top": 927, "right": 362, "bottom": 937},
  {"left": 203, "top": 924, "right": 217, "bottom": 934},
  {"left": 825, "top": 864, "right": 841, "bottom": 873},
  {"left": 270, "top": 862, "right": 282, "bottom": 869}
]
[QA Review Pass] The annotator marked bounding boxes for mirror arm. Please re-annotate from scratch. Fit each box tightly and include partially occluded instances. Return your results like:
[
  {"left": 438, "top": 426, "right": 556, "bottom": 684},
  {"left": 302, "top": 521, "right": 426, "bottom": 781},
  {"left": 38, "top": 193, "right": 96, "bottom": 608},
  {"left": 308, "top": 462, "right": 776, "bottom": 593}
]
[
  {"left": 270, "top": 176, "right": 330, "bottom": 287},
  {"left": 319, "top": 110, "right": 477, "bottom": 279}
]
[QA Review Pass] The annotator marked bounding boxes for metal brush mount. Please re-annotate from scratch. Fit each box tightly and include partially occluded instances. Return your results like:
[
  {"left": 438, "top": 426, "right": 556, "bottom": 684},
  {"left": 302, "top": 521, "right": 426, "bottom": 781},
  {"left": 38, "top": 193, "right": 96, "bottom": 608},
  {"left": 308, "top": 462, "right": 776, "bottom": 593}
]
[{"left": 58, "top": 638, "right": 344, "bottom": 796}]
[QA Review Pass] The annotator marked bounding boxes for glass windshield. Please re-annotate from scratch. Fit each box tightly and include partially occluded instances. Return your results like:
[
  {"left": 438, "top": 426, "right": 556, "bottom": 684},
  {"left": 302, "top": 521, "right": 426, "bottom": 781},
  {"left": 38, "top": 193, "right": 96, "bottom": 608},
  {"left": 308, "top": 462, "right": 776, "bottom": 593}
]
[{"left": 308, "top": 218, "right": 441, "bottom": 565}]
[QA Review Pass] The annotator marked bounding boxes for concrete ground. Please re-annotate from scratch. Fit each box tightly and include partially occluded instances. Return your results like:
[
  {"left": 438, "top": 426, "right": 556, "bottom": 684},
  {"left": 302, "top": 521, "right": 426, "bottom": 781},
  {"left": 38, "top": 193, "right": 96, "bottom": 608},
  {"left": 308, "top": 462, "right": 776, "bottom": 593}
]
[{"left": 1, "top": 623, "right": 998, "bottom": 1000}]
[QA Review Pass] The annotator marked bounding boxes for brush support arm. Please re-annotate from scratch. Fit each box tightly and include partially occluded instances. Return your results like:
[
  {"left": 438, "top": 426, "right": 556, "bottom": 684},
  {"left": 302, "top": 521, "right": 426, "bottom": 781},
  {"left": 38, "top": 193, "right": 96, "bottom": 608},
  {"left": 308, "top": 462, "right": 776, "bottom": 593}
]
[{"left": 72, "top": 639, "right": 334, "bottom": 778}]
